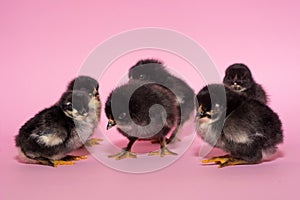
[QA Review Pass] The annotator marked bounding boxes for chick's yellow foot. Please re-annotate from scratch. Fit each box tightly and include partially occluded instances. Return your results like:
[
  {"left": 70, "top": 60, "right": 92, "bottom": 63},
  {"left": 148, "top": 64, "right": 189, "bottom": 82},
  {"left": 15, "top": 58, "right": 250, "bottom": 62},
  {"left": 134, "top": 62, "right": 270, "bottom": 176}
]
[
  {"left": 85, "top": 138, "right": 103, "bottom": 146},
  {"left": 202, "top": 155, "right": 231, "bottom": 165},
  {"left": 218, "top": 159, "right": 249, "bottom": 168},
  {"left": 108, "top": 150, "right": 137, "bottom": 160},
  {"left": 51, "top": 160, "right": 75, "bottom": 168},
  {"left": 148, "top": 147, "right": 178, "bottom": 157},
  {"left": 202, "top": 155, "right": 248, "bottom": 168},
  {"left": 62, "top": 155, "right": 88, "bottom": 161}
]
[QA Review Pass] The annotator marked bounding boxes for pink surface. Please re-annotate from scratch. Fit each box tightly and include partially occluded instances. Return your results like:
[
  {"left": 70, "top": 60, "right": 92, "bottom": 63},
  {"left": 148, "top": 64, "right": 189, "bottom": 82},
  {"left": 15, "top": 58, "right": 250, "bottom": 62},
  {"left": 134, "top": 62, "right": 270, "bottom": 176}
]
[{"left": 1, "top": 1, "right": 299, "bottom": 200}]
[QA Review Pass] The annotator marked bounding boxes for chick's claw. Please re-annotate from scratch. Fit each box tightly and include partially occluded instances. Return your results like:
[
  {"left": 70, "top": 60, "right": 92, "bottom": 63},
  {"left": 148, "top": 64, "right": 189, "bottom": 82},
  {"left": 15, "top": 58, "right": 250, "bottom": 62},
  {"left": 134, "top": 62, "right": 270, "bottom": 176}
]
[
  {"left": 85, "top": 138, "right": 103, "bottom": 146},
  {"left": 148, "top": 147, "right": 177, "bottom": 157},
  {"left": 108, "top": 150, "right": 137, "bottom": 160}
]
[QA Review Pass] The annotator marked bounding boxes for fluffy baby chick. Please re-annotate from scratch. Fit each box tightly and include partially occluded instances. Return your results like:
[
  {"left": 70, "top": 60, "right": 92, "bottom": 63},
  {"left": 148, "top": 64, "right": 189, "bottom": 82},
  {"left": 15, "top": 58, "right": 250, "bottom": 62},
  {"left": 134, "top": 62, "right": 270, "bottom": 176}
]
[
  {"left": 105, "top": 80, "right": 180, "bottom": 160},
  {"left": 67, "top": 76, "right": 101, "bottom": 145},
  {"left": 223, "top": 63, "right": 268, "bottom": 104},
  {"left": 195, "top": 84, "right": 283, "bottom": 168},
  {"left": 15, "top": 90, "right": 97, "bottom": 167},
  {"left": 129, "top": 59, "right": 195, "bottom": 143}
]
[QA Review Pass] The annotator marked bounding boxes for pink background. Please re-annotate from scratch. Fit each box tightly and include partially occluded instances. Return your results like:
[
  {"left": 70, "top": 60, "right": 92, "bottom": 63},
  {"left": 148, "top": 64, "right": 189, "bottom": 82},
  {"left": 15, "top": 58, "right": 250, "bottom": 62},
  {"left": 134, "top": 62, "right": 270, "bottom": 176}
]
[{"left": 1, "top": 0, "right": 299, "bottom": 200}]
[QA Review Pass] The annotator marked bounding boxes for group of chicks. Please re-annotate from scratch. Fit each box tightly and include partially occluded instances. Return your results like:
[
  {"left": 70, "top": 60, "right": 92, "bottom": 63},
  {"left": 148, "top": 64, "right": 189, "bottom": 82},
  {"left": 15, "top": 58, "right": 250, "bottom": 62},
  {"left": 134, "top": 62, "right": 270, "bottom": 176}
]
[
  {"left": 196, "top": 64, "right": 283, "bottom": 167},
  {"left": 15, "top": 60, "right": 283, "bottom": 168}
]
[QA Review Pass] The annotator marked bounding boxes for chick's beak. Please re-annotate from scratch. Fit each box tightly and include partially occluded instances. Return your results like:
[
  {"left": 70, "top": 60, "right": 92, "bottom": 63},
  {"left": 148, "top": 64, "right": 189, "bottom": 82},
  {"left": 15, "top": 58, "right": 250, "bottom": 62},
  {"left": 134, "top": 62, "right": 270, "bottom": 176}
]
[
  {"left": 196, "top": 104, "right": 213, "bottom": 118},
  {"left": 107, "top": 119, "right": 116, "bottom": 130},
  {"left": 93, "top": 87, "right": 99, "bottom": 97},
  {"left": 197, "top": 104, "right": 205, "bottom": 118}
]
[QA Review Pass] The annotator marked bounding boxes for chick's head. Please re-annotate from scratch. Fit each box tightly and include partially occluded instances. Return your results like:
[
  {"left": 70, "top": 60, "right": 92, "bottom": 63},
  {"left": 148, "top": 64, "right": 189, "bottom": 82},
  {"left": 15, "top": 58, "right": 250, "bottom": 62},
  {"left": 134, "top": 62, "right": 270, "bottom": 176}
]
[
  {"left": 60, "top": 91, "right": 90, "bottom": 120},
  {"left": 128, "top": 59, "right": 170, "bottom": 83},
  {"left": 196, "top": 84, "right": 226, "bottom": 121},
  {"left": 223, "top": 63, "right": 254, "bottom": 92},
  {"left": 68, "top": 76, "right": 99, "bottom": 98}
]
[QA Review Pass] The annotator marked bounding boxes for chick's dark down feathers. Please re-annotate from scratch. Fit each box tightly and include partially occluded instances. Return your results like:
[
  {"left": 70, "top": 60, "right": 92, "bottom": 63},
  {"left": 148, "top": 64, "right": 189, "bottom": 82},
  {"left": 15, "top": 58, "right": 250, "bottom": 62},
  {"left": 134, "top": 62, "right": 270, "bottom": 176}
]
[
  {"left": 196, "top": 84, "right": 283, "bottom": 164},
  {"left": 105, "top": 80, "right": 180, "bottom": 159},
  {"left": 106, "top": 80, "right": 180, "bottom": 140},
  {"left": 223, "top": 63, "right": 268, "bottom": 104},
  {"left": 15, "top": 90, "right": 98, "bottom": 166},
  {"left": 129, "top": 59, "right": 195, "bottom": 124}
]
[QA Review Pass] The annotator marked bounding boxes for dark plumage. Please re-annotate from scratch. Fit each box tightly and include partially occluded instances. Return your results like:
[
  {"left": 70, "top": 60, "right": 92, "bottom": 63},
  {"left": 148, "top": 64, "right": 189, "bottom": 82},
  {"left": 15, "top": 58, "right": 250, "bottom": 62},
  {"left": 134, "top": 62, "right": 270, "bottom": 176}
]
[
  {"left": 105, "top": 80, "right": 180, "bottom": 160},
  {"left": 16, "top": 90, "right": 98, "bottom": 167},
  {"left": 67, "top": 76, "right": 101, "bottom": 121},
  {"left": 223, "top": 63, "right": 268, "bottom": 104},
  {"left": 195, "top": 84, "right": 283, "bottom": 167},
  {"left": 129, "top": 59, "right": 195, "bottom": 143}
]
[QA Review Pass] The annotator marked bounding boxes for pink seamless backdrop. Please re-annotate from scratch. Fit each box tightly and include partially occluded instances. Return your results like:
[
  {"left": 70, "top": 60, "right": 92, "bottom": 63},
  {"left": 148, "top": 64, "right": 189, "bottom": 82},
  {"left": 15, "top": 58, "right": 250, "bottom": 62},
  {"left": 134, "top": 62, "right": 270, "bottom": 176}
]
[{"left": 1, "top": 1, "right": 299, "bottom": 200}]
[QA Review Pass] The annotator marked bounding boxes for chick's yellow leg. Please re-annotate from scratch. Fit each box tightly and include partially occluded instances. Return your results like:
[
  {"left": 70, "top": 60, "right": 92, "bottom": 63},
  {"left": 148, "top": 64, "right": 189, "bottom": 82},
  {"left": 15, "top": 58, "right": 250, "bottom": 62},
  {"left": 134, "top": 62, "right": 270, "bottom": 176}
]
[
  {"left": 108, "top": 150, "right": 137, "bottom": 160},
  {"left": 85, "top": 138, "right": 103, "bottom": 146}
]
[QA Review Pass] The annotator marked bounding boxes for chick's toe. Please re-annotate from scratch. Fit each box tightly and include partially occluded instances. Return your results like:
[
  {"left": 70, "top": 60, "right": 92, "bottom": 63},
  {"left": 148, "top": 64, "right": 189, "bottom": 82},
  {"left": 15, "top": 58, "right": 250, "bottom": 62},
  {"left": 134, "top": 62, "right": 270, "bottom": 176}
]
[
  {"left": 85, "top": 138, "right": 103, "bottom": 146},
  {"left": 148, "top": 147, "right": 177, "bottom": 157},
  {"left": 108, "top": 150, "right": 137, "bottom": 160}
]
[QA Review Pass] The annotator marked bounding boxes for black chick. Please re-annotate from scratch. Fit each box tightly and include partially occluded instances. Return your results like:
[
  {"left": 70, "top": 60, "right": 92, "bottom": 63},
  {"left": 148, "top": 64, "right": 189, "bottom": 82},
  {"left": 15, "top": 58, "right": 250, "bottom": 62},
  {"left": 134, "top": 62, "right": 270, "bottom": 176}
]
[
  {"left": 128, "top": 59, "right": 195, "bottom": 143},
  {"left": 105, "top": 80, "right": 180, "bottom": 160},
  {"left": 67, "top": 76, "right": 101, "bottom": 145},
  {"left": 15, "top": 90, "right": 97, "bottom": 167},
  {"left": 195, "top": 84, "right": 283, "bottom": 168},
  {"left": 223, "top": 63, "right": 268, "bottom": 104}
]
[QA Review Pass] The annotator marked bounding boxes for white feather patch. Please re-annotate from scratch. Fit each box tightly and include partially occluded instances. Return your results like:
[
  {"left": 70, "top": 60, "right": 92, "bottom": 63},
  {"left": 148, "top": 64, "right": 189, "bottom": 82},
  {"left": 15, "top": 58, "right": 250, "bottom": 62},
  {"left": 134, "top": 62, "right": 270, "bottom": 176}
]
[
  {"left": 225, "top": 131, "right": 250, "bottom": 144},
  {"left": 36, "top": 134, "right": 64, "bottom": 146}
]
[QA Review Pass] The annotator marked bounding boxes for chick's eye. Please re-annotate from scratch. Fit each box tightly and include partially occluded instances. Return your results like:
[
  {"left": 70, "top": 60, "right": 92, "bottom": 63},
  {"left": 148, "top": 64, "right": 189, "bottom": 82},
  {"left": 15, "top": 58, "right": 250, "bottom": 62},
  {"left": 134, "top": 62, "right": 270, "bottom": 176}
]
[
  {"left": 139, "top": 74, "right": 146, "bottom": 80},
  {"left": 118, "top": 112, "right": 127, "bottom": 120},
  {"left": 66, "top": 102, "right": 73, "bottom": 110}
]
